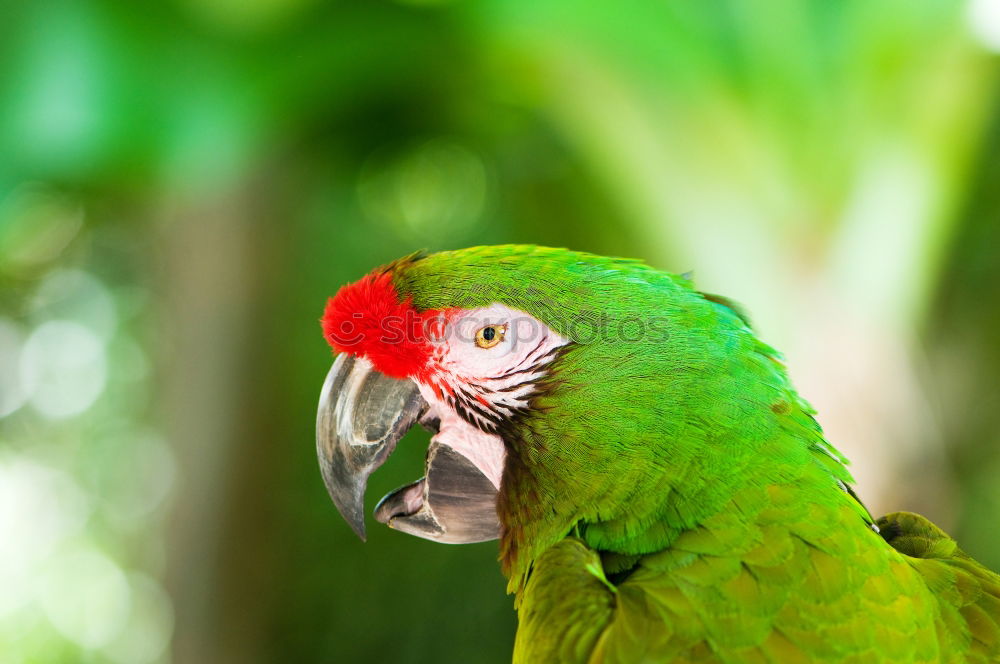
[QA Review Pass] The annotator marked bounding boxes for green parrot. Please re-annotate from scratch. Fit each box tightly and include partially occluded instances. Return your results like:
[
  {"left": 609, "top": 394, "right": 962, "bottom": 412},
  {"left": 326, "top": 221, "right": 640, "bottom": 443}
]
[{"left": 316, "top": 245, "right": 1000, "bottom": 663}]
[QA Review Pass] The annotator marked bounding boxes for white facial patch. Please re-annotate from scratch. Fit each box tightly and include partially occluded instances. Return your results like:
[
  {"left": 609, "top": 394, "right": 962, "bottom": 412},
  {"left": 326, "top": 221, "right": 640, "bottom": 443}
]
[
  {"left": 430, "top": 305, "right": 569, "bottom": 423},
  {"left": 415, "top": 304, "right": 570, "bottom": 487},
  {"left": 439, "top": 303, "right": 567, "bottom": 376}
]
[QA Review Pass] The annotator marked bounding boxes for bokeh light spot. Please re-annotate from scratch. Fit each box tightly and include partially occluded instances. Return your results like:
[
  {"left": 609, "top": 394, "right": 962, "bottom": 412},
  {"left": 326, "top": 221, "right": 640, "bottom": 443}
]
[
  {"left": 21, "top": 320, "right": 107, "bottom": 419},
  {"left": 5, "top": 2, "right": 108, "bottom": 170},
  {"left": 102, "top": 573, "right": 174, "bottom": 664},
  {"left": 40, "top": 547, "right": 131, "bottom": 649},
  {"left": 0, "top": 457, "right": 90, "bottom": 618},
  {"left": 358, "top": 139, "right": 490, "bottom": 242},
  {"left": 178, "top": 0, "right": 320, "bottom": 34},
  {"left": 33, "top": 269, "right": 118, "bottom": 341},
  {"left": 0, "top": 184, "right": 83, "bottom": 274},
  {"left": 968, "top": 0, "right": 1000, "bottom": 52},
  {"left": 85, "top": 429, "right": 177, "bottom": 527}
]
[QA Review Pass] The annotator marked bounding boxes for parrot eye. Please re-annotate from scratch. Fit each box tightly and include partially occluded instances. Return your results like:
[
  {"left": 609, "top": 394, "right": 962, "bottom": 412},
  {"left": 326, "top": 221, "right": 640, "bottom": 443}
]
[{"left": 474, "top": 325, "right": 505, "bottom": 349}]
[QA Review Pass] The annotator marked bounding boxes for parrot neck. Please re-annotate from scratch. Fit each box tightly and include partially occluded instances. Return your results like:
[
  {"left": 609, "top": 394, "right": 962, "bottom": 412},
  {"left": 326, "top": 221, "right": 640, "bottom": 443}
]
[{"left": 496, "top": 394, "right": 865, "bottom": 599}]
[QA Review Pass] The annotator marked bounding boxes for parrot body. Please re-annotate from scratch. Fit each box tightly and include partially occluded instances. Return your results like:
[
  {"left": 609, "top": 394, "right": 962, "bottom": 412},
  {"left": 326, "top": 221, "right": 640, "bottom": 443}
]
[{"left": 317, "top": 245, "right": 1000, "bottom": 663}]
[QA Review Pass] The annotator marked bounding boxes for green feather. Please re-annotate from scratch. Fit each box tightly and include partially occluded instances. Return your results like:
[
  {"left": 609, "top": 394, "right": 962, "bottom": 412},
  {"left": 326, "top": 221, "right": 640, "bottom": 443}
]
[{"left": 381, "top": 246, "right": 1000, "bottom": 662}]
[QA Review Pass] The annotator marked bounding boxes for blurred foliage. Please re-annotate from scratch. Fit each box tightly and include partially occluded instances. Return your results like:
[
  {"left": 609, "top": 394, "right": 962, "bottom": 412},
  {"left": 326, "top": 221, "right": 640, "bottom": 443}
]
[{"left": 0, "top": 1, "right": 998, "bottom": 663}]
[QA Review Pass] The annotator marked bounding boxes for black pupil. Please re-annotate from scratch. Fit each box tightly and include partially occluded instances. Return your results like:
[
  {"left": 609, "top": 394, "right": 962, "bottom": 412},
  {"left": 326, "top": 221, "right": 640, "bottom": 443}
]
[{"left": 482, "top": 327, "right": 496, "bottom": 341}]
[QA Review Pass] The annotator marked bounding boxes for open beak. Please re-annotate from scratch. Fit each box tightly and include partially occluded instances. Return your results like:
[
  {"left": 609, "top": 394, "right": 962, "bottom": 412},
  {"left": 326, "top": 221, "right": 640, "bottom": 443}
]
[{"left": 316, "top": 354, "right": 500, "bottom": 543}]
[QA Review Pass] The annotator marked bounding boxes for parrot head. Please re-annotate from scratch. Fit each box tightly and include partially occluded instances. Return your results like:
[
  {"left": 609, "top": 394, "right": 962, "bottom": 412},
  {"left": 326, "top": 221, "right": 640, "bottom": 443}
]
[
  {"left": 317, "top": 246, "right": 578, "bottom": 546},
  {"left": 317, "top": 245, "right": 852, "bottom": 588}
]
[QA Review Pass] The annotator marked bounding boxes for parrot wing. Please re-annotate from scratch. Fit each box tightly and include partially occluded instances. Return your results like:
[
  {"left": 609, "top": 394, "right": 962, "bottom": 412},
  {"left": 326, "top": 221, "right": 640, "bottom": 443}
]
[
  {"left": 512, "top": 538, "right": 616, "bottom": 664},
  {"left": 513, "top": 503, "right": 1000, "bottom": 662},
  {"left": 877, "top": 511, "right": 1000, "bottom": 662}
]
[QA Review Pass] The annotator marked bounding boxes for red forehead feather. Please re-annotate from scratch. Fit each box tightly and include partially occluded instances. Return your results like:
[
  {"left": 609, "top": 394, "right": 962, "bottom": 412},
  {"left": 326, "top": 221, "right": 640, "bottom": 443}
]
[{"left": 321, "top": 271, "right": 438, "bottom": 379}]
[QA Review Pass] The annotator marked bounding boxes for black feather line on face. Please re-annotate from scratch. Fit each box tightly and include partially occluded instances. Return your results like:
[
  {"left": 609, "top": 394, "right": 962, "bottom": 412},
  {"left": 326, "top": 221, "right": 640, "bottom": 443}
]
[
  {"left": 491, "top": 365, "right": 546, "bottom": 382},
  {"left": 507, "top": 336, "right": 547, "bottom": 372},
  {"left": 460, "top": 391, "right": 502, "bottom": 425},
  {"left": 447, "top": 390, "right": 502, "bottom": 434},
  {"left": 442, "top": 343, "right": 575, "bottom": 434},
  {"left": 492, "top": 343, "right": 559, "bottom": 381},
  {"left": 494, "top": 380, "right": 535, "bottom": 394}
]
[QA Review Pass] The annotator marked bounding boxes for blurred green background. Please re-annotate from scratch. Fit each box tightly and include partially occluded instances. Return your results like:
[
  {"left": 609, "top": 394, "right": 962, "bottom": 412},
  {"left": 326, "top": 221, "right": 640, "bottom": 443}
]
[{"left": 1, "top": 1, "right": 999, "bottom": 662}]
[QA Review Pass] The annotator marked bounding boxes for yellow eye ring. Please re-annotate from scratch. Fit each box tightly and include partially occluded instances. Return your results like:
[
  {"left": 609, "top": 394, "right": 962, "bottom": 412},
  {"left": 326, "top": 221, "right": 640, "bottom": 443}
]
[{"left": 475, "top": 325, "right": 505, "bottom": 349}]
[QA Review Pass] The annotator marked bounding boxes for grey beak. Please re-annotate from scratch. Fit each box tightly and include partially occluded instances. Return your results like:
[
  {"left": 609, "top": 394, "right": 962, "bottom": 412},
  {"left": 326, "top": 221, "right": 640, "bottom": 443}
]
[
  {"left": 373, "top": 440, "right": 500, "bottom": 543},
  {"left": 316, "top": 354, "right": 501, "bottom": 544},
  {"left": 316, "top": 354, "right": 426, "bottom": 540}
]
